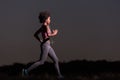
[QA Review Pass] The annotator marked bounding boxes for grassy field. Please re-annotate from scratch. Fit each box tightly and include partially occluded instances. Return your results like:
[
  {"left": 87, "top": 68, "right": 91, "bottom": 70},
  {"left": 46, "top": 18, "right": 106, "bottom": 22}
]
[
  {"left": 1, "top": 61, "right": 120, "bottom": 80},
  {"left": 0, "top": 73, "right": 120, "bottom": 80}
]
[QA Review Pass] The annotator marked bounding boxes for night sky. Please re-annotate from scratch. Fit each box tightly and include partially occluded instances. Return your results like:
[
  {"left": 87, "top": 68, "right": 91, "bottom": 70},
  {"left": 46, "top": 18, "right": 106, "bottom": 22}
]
[{"left": 0, "top": 0, "right": 120, "bottom": 66}]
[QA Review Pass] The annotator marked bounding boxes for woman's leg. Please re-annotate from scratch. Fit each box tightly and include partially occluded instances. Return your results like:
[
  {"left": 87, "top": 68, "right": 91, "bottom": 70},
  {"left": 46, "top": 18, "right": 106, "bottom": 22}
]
[
  {"left": 27, "top": 44, "right": 50, "bottom": 72},
  {"left": 48, "top": 47, "right": 62, "bottom": 77}
]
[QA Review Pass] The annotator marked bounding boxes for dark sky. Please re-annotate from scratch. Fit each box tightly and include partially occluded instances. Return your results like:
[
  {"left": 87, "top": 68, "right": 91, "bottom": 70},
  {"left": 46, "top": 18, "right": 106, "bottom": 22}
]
[{"left": 0, "top": 0, "right": 120, "bottom": 66}]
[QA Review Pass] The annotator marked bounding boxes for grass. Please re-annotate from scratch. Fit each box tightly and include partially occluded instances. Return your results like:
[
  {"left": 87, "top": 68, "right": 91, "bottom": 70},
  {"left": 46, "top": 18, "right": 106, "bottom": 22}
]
[{"left": 0, "top": 73, "right": 120, "bottom": 80}]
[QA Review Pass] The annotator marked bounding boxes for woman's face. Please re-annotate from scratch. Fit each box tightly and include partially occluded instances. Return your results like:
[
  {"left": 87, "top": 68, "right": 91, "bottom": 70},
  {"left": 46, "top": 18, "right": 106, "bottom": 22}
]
[{"left": 46, "top": 16, "right": 51, "bottom": 25}]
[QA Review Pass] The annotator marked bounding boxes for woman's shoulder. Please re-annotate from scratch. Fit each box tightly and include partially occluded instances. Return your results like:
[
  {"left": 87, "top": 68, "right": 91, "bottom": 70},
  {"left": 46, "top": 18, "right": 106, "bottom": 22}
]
[{"left": 41, "top": 25, "right": 47, "bottom": 31}]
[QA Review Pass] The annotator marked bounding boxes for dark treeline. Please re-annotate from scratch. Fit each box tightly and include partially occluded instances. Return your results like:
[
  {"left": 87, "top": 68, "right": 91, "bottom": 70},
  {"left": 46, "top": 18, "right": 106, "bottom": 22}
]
[{"left": 0, "top": 60, "right": 120, "bottom": 76}]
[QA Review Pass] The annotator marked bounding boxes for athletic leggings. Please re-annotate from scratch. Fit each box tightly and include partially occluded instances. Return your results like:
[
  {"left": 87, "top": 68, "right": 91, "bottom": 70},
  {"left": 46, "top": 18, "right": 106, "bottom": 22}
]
[{"left": 27, "top": 41, "right": 61, "bottom": 75}]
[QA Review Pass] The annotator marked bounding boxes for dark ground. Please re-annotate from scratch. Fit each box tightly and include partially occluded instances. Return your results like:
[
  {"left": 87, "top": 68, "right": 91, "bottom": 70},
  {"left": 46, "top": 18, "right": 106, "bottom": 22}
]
[
  {"left": 0, "top": 73, "right": 120, "bottom": 80},
  {"left": 0, "top": 60, "right": 120, "bottom": 80}
]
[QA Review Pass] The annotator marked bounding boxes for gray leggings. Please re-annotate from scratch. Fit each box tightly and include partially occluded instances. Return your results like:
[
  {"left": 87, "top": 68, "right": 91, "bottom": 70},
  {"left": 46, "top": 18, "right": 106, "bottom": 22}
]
[{"left": 27, "top": 41, "right": 61, "bottom": 75}]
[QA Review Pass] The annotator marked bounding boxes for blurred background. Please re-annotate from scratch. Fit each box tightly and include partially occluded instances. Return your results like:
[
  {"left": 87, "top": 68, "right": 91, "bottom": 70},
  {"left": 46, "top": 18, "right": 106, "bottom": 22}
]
[{"left": 0, "top": 0, "right": 120, "bottom": 66}]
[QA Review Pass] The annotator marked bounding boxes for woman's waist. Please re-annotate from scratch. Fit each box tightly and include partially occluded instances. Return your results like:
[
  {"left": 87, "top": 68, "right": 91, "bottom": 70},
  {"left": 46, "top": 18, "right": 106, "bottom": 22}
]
[{"left": 42, "top": 38, "right": 50, "bottom": 44}]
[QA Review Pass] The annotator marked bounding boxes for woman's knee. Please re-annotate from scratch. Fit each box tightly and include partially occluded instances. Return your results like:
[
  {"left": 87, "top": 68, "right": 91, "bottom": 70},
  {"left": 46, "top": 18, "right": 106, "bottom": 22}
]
[
  {"left": 54, "top": 58, "right": 59, "bottom": 64},
  {"left": 38, "top": 60, "right": 45, "bottom": 65}
]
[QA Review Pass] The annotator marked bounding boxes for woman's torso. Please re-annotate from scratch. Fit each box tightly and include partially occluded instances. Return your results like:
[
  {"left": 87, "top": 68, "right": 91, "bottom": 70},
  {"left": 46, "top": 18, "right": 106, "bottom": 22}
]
[{"left": 41, "top": 25, "right": 50, "bottom": 43}]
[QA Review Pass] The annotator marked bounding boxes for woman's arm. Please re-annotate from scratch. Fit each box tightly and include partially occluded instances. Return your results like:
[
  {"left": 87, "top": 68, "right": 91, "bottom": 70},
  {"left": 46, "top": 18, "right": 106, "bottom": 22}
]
[
  {"left": 46, "top": 26, "right": 58, "bottom": 37},
  {"left": 34, "top": 28, "right": 42, "bottom": 42}
]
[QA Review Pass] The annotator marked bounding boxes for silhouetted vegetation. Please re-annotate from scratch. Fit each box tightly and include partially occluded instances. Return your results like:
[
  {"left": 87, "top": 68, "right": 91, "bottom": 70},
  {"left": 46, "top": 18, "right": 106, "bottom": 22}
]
[{"left": 0, "top": 60, "right": 120, "bottom": 80}]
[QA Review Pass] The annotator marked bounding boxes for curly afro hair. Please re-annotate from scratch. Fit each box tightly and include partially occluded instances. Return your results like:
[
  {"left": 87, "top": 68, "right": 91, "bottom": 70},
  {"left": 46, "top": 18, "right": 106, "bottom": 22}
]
[{"left": 38, "top": 11, "right": 50, "bottom": 23}]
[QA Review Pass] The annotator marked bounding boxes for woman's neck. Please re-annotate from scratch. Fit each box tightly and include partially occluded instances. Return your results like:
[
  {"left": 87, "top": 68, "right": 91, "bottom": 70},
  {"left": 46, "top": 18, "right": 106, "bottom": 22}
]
[{"left": 43, "top": 22, "right": 49, "bottom": 26}]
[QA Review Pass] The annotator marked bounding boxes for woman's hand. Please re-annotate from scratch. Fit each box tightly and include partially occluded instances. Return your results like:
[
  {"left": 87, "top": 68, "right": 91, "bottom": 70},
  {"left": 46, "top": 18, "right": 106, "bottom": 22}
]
[
  {"left": 40, "top": 39, "right": 43, "bottom": 43},
  {"left": 52, "top": 29, "right": 58, "bottom": 35}
]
